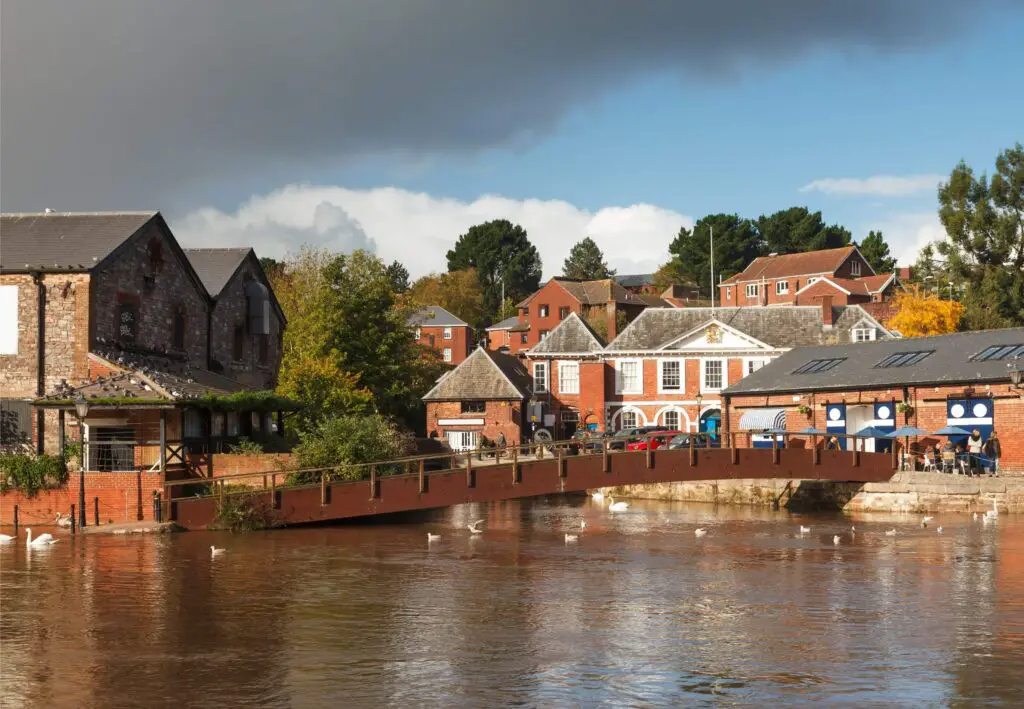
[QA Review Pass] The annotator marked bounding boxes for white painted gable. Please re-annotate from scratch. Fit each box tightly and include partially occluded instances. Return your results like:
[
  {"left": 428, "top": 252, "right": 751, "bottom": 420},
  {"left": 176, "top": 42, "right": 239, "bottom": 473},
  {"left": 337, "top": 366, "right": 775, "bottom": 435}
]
[{"left": 662, "top": 321, "right": 772, "bottom": 352}]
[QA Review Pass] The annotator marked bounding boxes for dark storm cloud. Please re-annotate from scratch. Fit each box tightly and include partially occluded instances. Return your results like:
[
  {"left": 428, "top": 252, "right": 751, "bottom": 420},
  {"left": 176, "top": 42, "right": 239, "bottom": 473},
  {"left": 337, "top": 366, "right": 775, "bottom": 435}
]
[{"left": 0, "top": 0, "right": 1006, "bottom": 210}]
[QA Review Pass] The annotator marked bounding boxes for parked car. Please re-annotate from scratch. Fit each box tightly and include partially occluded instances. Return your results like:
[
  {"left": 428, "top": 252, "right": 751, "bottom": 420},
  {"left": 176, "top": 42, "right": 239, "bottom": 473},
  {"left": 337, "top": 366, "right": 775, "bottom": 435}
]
[
  {"left": 667, "top": 433, "right": 720, "bottom": 449},
  {"left": 626, "top": 431, "right": 685, "bottom": 452},
  {"left": 608, "top": 426, "right": 671, "bottom": 450}
]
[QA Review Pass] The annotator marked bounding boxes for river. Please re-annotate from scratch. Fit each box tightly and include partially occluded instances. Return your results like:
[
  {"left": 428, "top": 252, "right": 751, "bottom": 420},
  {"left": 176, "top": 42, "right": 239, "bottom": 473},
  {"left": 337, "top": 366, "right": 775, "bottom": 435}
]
[{"left": 2, "top": 498, "right": 1023, "bottom": 708}]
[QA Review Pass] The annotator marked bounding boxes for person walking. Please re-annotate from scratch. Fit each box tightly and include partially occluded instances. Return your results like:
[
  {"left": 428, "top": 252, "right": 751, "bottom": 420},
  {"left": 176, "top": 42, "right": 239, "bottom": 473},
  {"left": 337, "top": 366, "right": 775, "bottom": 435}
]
[
  {"left": 966, "top": 430, "right": 984, "bottom": 476},
  {"left": 984, "top": 430, "right": 1002, "bottom": 477}
]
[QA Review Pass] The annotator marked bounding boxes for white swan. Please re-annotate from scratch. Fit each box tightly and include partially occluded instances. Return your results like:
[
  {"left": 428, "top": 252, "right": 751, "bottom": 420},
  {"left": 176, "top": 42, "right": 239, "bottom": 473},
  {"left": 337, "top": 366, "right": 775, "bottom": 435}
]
[
  {"left": 607, "top": 497, "right": 629, "bottom": 512},
  {"left": 851, "top": 526, "right": 856, "bottom": 533},
  {"left": 427, "top": 533, "right": 442, "bottom": 542},
  {"left": 0, "top": 533, "right": 14, "bottom": 544},
  {"left": 694, "top": 528, "right": 707, "bottom": 538},
  {"left": 591, "top": 491, "right": 605, "bottom": 502},
  {"left": 56, "top": 513, "right": 72, "bottom": 529},
  {"left": 937, "top": 526, "right": 944, "bottom": 534},
  {"left": 799, "top": 525, "right": 811, "bottom": 534},
  {"left": 922, "top": 516, "right": 934, "bottom": 523},
  {"left": 885, "top": 529, "right": 897, "bottom": 537},
  {"left": 580, "top": 519, "right": 587, "bottom": 530},
  {"left": 210, "top": 545, "right": 226, "bottom": 556},
  {"left": 833, "top": 535, "right": 841, "bottom": 545},
  {"left": 982, "top": 515, "right": 994, "bottom": 526},
  {"left": 467, "top": 519, "right": 485, "bottom": 535},
  {"left": 565, "top": 533, "right": 579, "bottom": 543},
  {"left": 26, "top": 529, "right": 57, "bottom": 547},
  {"left": 985, "top": 500, "right": 998, "bottom": 519}
]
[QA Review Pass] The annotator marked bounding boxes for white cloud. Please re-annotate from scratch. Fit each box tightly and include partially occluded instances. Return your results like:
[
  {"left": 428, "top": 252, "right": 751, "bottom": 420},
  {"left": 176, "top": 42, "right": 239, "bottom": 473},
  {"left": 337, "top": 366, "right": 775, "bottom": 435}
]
[
  {"left": 800, "top": 174, "right": 944, "bottom": 197},
  {"left": 860, "top": 211, "right": 947, "bottom": 265},
  {"left": 173, "top": 185, "right": 692, "bottom": 279}
]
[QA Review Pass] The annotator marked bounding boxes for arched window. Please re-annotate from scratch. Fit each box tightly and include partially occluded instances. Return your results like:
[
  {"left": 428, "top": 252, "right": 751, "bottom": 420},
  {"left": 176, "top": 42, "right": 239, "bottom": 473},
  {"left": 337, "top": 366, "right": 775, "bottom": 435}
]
[
  {"left": 172, "top": 305, "right": 187, "bottom": 350},
  {"left": 245, "top": 280, "right": 271, "bottom": 335}
]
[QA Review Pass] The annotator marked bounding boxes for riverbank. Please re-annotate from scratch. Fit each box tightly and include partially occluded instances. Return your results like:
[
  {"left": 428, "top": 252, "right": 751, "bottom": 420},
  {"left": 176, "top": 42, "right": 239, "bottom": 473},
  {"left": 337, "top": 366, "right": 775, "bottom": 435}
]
[{"left": 604, "top": 471, "right": 1024, "bottom": 513}]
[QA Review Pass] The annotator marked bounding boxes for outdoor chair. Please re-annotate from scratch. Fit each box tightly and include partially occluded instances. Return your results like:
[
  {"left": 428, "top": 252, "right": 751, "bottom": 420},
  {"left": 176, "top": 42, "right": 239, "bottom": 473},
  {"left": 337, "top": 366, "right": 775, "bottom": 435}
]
[{"left": 922, "top": 453, "right": 937, "bottom": 472}]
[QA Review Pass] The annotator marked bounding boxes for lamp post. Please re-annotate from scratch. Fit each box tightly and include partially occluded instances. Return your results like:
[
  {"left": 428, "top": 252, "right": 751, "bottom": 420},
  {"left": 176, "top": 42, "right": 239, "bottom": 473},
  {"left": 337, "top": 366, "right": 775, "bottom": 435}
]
[
  {"left": 74, "top": 394, "right": 90, "bottom": 528},
  {"left": 695, "top": 393, "right": 703, "bottom": 433}
]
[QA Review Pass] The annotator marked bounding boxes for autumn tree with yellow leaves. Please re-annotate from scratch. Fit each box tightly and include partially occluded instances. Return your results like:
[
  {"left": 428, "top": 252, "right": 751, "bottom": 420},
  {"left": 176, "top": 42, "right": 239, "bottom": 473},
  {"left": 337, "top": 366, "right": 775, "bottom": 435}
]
[{"left": 888, "top": 291, "right": 964, "bottom": 337}]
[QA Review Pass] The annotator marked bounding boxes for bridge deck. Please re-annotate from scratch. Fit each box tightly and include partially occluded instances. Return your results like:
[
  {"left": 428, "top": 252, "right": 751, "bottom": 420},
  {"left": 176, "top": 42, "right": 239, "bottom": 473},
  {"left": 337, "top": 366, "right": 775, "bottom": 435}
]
[{"left": 168, "top": 444, "right": 895, "bottom": 530}]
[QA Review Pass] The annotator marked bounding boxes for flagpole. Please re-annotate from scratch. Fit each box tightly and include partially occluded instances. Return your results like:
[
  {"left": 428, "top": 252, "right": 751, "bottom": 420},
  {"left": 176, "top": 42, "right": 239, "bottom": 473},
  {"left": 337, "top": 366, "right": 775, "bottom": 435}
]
[{"left": 710, "top": 225, "right": 715, "bottom": 312}]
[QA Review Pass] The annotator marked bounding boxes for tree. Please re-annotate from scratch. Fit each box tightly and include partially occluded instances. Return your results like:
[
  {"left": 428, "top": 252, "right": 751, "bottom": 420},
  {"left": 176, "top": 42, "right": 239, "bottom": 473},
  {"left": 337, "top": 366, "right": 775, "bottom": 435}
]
[
  {"left": 259, "top": 257, "right": 285, "bottom": 279},
  {"left": 888, "top": 292, "right": 964, "bottom": 337},
  {"left": 385, "top": 260, "right": 410, "bottom": 294},
  {"left": 664, "top": 214, "right": 762, "bottom": 294},
  {"left": 858, "top": 230, "right": 897, "bottom": 273},
  {"left": 447, "top": 220, "right": 542, "bottom": 321},
  {"left": 910, "top": 243, "right": 944, "bottom": 286},
  {"left": 407, "top": 269, "right": 487, "bottom": 330},
  {"left": 293, "top": 413, "right": 414, "bottom": 481},
  {"left": 562, "top": 237, "right": 614, "bottom": 280},
  {"left": 936, "top": 142, "right": 1024, "bottom": 328},
  {"left": 757, "top": 207, "right": 851, "bottom": 254},
  {"left": 584, "top": 310, "right": 627, "bottom": 343}
]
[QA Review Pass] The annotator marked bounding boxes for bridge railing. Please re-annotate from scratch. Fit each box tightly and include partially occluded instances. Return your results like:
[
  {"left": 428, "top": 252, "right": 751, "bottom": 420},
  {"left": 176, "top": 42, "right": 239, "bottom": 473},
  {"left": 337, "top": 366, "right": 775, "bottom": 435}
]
[{"left": 162, "top": 430, "right": 895, "bottom": 504}]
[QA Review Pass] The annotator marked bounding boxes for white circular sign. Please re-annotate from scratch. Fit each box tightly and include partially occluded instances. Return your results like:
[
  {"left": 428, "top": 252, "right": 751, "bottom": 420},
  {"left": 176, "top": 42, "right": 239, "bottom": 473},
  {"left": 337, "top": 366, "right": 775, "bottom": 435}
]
[
  {"left": 950, "top": 403, "right": 965, "bottom": 418},
  {"left": 973, "top": 402, "right": 988, "bottom": 418},
  {"left": 828, "top": 408, "right": 841, "bottom": 421},
  {"left": 877, "top": 405, "right": 891, "bottom": 420}
]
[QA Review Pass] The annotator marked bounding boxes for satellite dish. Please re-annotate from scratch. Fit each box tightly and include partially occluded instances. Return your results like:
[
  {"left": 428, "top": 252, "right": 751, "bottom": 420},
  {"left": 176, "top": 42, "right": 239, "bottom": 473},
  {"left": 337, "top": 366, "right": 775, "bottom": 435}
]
[{"left": 533, "top": 429, "right": 553, "bottom": 443}]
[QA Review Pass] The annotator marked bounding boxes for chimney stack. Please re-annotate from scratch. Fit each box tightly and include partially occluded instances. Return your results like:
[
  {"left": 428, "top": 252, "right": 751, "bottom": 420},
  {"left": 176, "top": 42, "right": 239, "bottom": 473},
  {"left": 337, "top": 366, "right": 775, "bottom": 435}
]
[{"left": 820, "top": 295, "right": 834, "bottom": 329}]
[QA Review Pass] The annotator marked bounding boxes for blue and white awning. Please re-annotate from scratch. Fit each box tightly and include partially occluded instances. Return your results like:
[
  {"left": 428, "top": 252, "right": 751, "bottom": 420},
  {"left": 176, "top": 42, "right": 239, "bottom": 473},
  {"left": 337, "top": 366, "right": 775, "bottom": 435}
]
[{"left": 739, "top": 408, "right": 786, "bottom": 431}]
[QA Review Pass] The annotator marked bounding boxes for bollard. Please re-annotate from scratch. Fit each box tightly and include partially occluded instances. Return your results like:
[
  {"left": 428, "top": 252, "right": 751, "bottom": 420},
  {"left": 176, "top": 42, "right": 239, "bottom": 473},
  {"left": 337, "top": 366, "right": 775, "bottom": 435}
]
[
  {"left": 13, "top": 505, "right": 18, "bottom": 535},
  {"left": 94, "top": 496, "right": 100, "bottom": 526},
  {"left": 70, "top": 504, "right": 76, "bottom": 535}
]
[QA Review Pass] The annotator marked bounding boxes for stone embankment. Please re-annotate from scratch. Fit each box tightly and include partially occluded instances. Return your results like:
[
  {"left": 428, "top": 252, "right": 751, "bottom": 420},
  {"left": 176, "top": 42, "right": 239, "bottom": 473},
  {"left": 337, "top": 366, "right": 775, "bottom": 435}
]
[{"left": 606, "top": 472, "right": 1024, "bottom": 514}]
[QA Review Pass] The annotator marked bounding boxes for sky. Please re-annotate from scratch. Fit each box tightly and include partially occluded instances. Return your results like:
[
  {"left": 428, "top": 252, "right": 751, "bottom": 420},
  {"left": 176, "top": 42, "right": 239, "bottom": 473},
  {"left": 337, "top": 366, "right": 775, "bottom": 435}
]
[{"left": 2, "top": 1, "right": 1022, "bottom": 279}]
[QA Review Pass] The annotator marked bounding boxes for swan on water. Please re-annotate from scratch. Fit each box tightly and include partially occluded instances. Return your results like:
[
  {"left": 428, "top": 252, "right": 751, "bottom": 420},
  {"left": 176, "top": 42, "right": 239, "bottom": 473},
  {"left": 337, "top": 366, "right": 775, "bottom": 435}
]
[
  {"left": 607, "top": 497, "right": 629, "bottom": 512},
  {"left": 591, "top": 491, "right": 605, "bottom": 502},
  {"left": 55, "top": 513, "right": 72, "bottom": 529},
  {"left": 210, "top": 545, "right": 226, "bottom": 556},
  {"left": 851, "top": 526, "right": 856, "bottom": 533},
  {"left": 0, "top": 534, "right": 14, "bottom": 544},
  {"left": 26, "top": 529, "right": 57, "bottom": 547},
  {"left": 580, "top": 519, "right": 587, "bottom": 530},
  {"left": 973, "top": 512, "right": 979, "bottom": 521},
  {"left": 467, "top": 519, "right": 485, "bottom": 535},
  {"left": 694, "top": 528, "right": 708, "bottom": 538},
  {"left": 833, "top": 535, "right": 841, "bottom": 545},
  {"left": 985, "top": 500, "right": 998, "bottom": 519},
  {"left": 885, "top": 529, "right": 897, "bottom": 537},
  {"left": 427, "top": 533, "right": 442, "bottom": 542},
  {"left": 922, "top": 516, "right": 934, "bottom": 523},
  {"left": 799, "top": 525, "right": 811, "bottom": 534},
  {"left": 565, "top": 533, "right": 579, "bottom": 543},
  {"left": 937, "top": 526, "right": 944, "bottom": 534},
  {"left": 982, "top": 515, "right": 994, "bottom": 526}
]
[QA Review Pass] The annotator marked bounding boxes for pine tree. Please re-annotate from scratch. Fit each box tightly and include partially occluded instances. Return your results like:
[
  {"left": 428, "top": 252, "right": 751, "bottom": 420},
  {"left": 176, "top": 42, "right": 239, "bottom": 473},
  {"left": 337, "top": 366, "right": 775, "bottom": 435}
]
[
  {"left": 562, "top": 237, "right": 614, "bottom": 280},
  {"left": 858, "top": 231, "right": 896, "bottom": 273}
]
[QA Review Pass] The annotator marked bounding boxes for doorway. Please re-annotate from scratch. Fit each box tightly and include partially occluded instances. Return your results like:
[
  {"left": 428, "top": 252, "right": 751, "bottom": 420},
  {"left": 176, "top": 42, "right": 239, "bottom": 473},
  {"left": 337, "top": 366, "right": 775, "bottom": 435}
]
[{"left": 699, "top": 409, "right": 722, "bottom": 443}]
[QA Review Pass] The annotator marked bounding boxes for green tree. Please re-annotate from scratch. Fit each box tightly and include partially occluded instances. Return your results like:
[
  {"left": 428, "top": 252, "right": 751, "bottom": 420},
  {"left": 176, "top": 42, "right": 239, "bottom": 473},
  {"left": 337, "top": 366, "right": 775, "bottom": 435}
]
[
  {"left": 259, "top": 257, "right": 285, "bottom": 279},
  {"left": 447, "top": 219, "right": 542, "bottom": 321},
  {"left": 562, "top": 237, "right": 614, "bottom": 280},
  {"left": 937, "top": 143, "right": 1024, "bottom": 328},
  {"left": 757, "top": 207, "right": 851, "bottom": 254},
  {"left": 858, "top": 230, "right": 897, "bottom": 273},
  {"left": 665, "top": 214, "right": 762, "bottom": 294},
  {"left": 293, "top": 414, "right": 415, "bottom": 481},
  {"left": 385, "top": 260, "right": 410, "bottom": 294},
  {"left": 408, "top": 268, "right": 487, "bottom": 330}
]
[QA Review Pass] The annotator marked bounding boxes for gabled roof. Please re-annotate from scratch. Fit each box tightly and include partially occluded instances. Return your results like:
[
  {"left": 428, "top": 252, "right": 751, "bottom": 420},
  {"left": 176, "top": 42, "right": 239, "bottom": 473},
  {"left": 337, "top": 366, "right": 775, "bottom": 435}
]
[
  {"left": 720, "top": 246, "right": 867, "bottom": 285},
  {"left": 723, "top": 327, "right": 1024, "bottom": 396},
  {"left": 528, "top": 312, "right": 605, "bottom": 355},
  {"left": 794, "top": 273, "right": 896, "bottom": 298},
  {"left": 605, "top": 305, "right": 893, "bottom": 351},
  {"left": 183, "top": 248, "right": 253, "bottom": 297},
  {"left": 407, "top": 305, "right": 468, "bottom": 328},
  {"left": 423, "top": 347, "right": 532, "bottom": 401},
  {"left": 0, "top": 211, "right": 158, "bottom": 272},
  {"left": 614, "top": 273, "right": 654, "bottom": 288},
  {"left": 517, "top": 277, "right": 645, "bottom": 308},
  {"left": 486, "top": 315, "right": 521, "bottom": 331}
]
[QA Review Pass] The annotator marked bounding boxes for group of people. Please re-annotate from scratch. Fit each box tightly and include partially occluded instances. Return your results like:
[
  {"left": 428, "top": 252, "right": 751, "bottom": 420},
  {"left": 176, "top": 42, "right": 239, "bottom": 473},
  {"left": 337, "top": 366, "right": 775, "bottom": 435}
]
[{"left": 923, "top": 429, "right": 1002, "bottom": 476}]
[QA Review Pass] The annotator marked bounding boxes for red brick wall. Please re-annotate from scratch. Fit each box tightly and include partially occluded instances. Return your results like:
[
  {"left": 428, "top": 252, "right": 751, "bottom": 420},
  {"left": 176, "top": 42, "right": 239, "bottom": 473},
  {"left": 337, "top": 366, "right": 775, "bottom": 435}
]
[
  {"left": 518, "top": 280, "right": 582, "bottom": 350},
  {"left": 416, "top": 325, "right": 473, "bottom": 364},
  {"left": 426, "top": 399, "right": 523, "bottom": 444},
  {"left": 793, "top": 279, "right": 852, "bottom": 306},
  {"left": 0, "top": 470, "right": 165, "bottom": 526}
]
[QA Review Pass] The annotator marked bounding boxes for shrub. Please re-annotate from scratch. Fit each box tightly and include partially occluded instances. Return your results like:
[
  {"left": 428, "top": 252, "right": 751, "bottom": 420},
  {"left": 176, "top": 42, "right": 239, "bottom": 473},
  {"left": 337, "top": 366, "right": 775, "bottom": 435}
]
[
  {"left": 213, "top": 490, "right": 276, "bottom": 532},
  {"left": 227, "top": 437, "right": 265, "bottom": 456},
  {"left": 0, "top": 453, "right": 69, "bottom": 497},
  {"left": 292, "top": 413, "right": 413, "bottom": 483}
]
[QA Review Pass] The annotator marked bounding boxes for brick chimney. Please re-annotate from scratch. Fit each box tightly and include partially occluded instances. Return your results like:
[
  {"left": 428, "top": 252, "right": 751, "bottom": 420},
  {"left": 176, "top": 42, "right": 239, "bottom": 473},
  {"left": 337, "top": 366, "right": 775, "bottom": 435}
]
[
  {"left": 607, "top": 302, "right": 618, "bottom": 340},
  {"left": 820, "top": 295, "right": 834, "bottom": 329}
]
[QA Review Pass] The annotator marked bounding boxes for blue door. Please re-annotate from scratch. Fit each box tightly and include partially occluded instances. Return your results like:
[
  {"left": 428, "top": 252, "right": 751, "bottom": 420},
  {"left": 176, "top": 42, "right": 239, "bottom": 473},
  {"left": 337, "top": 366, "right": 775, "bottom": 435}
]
[{"left": 700, "top": 409, "right": 721, "bottom": 445}]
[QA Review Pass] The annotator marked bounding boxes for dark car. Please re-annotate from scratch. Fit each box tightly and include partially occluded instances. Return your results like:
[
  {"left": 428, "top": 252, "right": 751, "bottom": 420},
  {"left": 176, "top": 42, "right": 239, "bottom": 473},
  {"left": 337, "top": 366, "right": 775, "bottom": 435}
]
[{"left": 667, "top": 432, "right": 720, "bottom": 450}]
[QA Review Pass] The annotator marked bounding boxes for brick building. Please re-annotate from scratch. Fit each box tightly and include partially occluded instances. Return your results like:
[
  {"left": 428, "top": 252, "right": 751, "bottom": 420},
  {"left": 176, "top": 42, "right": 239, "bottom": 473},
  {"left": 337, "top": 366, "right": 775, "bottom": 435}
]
[
  {"left": 423, "top": 347, "right": 533, "bottom": 449},
  {"left": 484, "top": 315, "right": 527, "bottom": 353},
  {"left": 407, "top": 306, "right": 474, "bottom": 365},
  {"left": 718, "top": 246, "right": 900, "bottom": 313},
  {"left": 614, "top": 273, "right": 657, "bottom": 295},
  {"left": 722, "top": 328, "right": 1024, "bottom": 472},
  {"left": 0, "top": 211, "right": 286, "bottom": 475}
]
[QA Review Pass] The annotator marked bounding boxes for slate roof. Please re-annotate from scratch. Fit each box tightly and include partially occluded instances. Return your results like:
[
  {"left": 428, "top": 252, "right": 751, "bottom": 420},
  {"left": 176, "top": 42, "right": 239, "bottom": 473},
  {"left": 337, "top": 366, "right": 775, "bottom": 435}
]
[
  {"left": 407, "top": 305, "right": 468, "bottom": 328},
  {"left": 183, "top": 248, "right": 252, "bottom": 297},
  {"left": 720, "top": 246, "right": 864, "bottom": 285},
  {"left": 605, "top": 305, "right": 891, "bottom": 351},
  {"left": 723, "top": 327, "right": 1024, "bottom": 396},
  {"left": 614, "top": 273, "right": 654, "bottom": 288},
  {"left": 423, "top": 347, "right": 532, "bottom": 401},
  {"left": 0, "top": 211, "right": 158, "bottom": 272},
  {"left": 486, "top": 315, "right": 521, "bottom": 331},
  {"left": 528, "top": 312, "right": 606, "bottom": 355}
]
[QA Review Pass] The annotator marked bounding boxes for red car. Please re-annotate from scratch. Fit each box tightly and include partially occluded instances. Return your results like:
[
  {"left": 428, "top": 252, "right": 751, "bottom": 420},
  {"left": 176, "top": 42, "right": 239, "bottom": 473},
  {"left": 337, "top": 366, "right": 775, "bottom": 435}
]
[{"left": 626, "top": 431, "right": 685, "bottom": 452}]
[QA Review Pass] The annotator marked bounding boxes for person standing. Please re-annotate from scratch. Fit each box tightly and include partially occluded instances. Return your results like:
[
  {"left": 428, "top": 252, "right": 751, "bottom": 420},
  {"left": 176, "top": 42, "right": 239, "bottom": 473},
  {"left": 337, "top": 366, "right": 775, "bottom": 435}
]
[
  {"left": 966, "top": 430, "right": 984, "bottom": 476},
  {"left": 984, "top": 431, "right": 1002, "bottom": 477}
]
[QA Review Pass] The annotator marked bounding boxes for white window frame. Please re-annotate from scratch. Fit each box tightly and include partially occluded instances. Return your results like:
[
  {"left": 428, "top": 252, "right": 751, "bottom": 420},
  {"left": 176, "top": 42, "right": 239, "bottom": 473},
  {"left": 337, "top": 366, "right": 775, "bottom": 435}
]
[
  {"left": 557, "top": 360, "right": 579, "bottom": 394},
  {"left": 442, "top": 348, "right": 453, "bottom": 362},
  {"left": 776, "top": 280, "right": 789, "bottom": 295},
  {"left": 533, "top": 361, "right": 549, "bottom": 393},
  {"left": 620, "top": 409, "right": 638, "bottom": 430},
  {"left": 701, "top": 358, "right": 726, "bottom": 393},
  {"left": 853, "top": 327, "right": 876, "bottom": 343},
  {"left": 539, "top": 305, "right": 550, "bottom": 318},
  {"left": 744, "top": 357, "right": 769, "bottom": 376},
  {"left": 0, "top": 285, "right": 18, "bottom": 355},
  {"left": 657, "top": 359, "right": 684, "bottom": 393},
  {"left": 745, "top": 284, "right": 759, "bottom": 299},
  {"left": 443, "top": 327, "right": 453, "bottom": 340},
  {"left": 662, "top": 409, "right": 680, "bottom": 430},
  {"left": 850, "top": 260, "right": 862, "bottom": 277},
  {"left": 615, "top": 359, "right": 642, "bottom": 395}
]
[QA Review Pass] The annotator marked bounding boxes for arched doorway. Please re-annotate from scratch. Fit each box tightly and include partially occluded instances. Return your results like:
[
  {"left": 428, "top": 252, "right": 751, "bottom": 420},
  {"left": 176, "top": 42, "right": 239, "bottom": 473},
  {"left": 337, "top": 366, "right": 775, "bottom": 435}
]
[{"left": 700, "top": 409, "right": 722, "bottom": 442}]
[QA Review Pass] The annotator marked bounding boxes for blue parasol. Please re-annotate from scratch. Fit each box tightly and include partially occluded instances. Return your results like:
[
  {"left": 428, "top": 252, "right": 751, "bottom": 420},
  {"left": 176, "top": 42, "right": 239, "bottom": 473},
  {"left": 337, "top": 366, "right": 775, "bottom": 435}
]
[
  {"left": 886, "top": 426, "right": 929, "bottom": 438},
  {"left": 800, "top": 426, "right": 828, "bottom": 435},
  {"left": 933, "top": 425, "right": 971, "bottom": 437}
]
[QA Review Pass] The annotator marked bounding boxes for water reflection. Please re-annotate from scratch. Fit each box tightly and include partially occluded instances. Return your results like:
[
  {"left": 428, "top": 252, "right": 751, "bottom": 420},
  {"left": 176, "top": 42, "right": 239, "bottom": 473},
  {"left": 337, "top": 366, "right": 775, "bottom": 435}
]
[{"left": 1, "top": 499, "right": 1022, "bottom": 707}]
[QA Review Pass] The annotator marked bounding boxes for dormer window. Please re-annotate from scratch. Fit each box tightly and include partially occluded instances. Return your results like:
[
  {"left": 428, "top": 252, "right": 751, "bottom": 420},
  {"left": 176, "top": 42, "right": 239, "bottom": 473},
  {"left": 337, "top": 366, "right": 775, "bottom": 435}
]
[{"left": 853, "top": 327, "right": 876, "bottom": 342}]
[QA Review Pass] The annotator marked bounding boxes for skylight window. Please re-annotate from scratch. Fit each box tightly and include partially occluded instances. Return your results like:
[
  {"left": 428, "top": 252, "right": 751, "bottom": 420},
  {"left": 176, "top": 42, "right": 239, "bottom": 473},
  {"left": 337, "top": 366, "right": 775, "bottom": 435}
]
[
  {"left": 875, "top": 351, "right": 933, "bottom": 368},
  {"left": 793, "top": 357, "right": 847, "bottom": 374},
  {"left": 971, "top": 344, "right": 1024, "bottom": 362}
]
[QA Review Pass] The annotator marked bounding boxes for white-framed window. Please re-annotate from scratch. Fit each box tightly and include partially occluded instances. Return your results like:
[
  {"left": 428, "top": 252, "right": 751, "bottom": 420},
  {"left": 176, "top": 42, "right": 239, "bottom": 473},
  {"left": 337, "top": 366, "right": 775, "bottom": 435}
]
[
  {"left": 745, "top": 357, "right": 768, "bottom": 376},
  {"left": 442, "top": 348, "right": 453, "bottom": 362},
  {"left": 853, "top": 327, "right": 876, "bottom": 342},
  {"left": 658, "top": 359, "right": 682, "bottom": 392},
  {"left": 533, "top": 361, "right": 549, "bottom": 393},
  {"left": 776, "top": 280, "right": 789, "bottom": 295},
  {"left": 557, "top": 361, "right": 579, "bottom": 394},
  {"left": 620, "top": 409, "right": 638, "bottom": 430},
  {"left": 701, "top": 358, "right": 725, "bottom": 392},
  {"left": 0, "top": 285, "right": 18, "bottom": 355},
  {"left": 539, "top": 305, "right": 550, "bottom": 318},
  {"left": 615, "top": 359, "right": 642, "bottom": 394},
  {"left": 851, "top": 260, "right": 862, "bottom": 277},
  {"left": 443, "top": 327, "right": 453, "bottom": 340},
  {"left": 663, "top": 410, "right": 680, "bottom": 430},
  {"left": 745, "top": 284, "right": 759, "bottom": 299}
]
